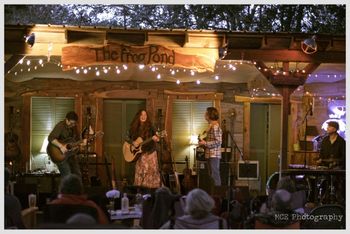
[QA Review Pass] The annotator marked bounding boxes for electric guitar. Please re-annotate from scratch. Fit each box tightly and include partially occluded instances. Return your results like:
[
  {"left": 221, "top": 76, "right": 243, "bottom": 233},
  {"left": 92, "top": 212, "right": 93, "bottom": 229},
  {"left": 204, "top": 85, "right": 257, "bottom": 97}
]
[
  {"left": 123, "top": 130, "right": 167, "bottom": 163},
  {"left": 47, "top": 131, "right": 103, "bottom": 163}
]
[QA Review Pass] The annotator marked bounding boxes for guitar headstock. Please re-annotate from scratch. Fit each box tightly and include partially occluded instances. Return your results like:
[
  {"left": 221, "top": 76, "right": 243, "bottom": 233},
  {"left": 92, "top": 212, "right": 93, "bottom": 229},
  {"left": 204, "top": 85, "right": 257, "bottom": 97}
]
[
  {"left": 87, "top": 131, "right": 104, "bottom": 141},
  {"left": 156, "top": 130, "right": 167, "bottom": 138},
  {"left": 95, "top": 131, "right": 104, "bottom": 137},
  {"left": 198, "top": 131, "right": 207, "bottom": 141}
]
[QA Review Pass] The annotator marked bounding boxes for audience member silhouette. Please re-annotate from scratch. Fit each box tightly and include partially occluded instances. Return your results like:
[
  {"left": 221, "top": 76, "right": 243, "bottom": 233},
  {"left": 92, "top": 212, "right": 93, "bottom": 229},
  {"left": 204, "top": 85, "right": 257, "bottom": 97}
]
[
  {"left": 141, "top": 186, "right": 181, "bottom": 229},
  {"left": 261, "top": 176, "right": 306, "bottom": 214},
  {"left": 66, "top": 213, "right": 97, "bottom": 225},
  {"left": 161, "top": 188, "right": 227, "bottom": 229},
  {"left": 48, "top": 174, "right": 109, "bottom": 224},
  {"left": 245, "top": 189, "right": 300, "bottom": 229},
  {"left": 4, "top": 167, "right": 26, "bottom": 229}
]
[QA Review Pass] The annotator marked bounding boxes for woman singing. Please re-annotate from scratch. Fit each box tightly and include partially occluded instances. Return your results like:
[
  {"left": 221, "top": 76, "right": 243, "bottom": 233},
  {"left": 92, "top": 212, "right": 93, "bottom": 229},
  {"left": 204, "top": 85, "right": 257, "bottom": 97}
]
[{"left": 126, "top": 109, "right": 161, "bottom": 189}]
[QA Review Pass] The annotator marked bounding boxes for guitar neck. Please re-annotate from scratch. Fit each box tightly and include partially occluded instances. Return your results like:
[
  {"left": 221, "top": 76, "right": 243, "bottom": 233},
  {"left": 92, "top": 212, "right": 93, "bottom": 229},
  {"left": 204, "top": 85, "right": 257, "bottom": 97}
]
[
  {"left": 140, "top": 137, "right": 154, "bottom": 146},
  {"left": 65, "top": 133, "right": 99, "bottom": 147},
  {"left": 68, "top": 139, "right": 84, "bottom": 147},
  {"left": 139, "top": 130, "right": 165, "bottom": 146}
]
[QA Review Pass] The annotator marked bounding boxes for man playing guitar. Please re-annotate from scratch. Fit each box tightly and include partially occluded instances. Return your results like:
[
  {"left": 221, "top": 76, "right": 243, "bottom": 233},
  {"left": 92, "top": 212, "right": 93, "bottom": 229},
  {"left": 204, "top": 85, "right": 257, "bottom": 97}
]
[{"left": 48, "top": 111, "right": 86, "bottom": 178}]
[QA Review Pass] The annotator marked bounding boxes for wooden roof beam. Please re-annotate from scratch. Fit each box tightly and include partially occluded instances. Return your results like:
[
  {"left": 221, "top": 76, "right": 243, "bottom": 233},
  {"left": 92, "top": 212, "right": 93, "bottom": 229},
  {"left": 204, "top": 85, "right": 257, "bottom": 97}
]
[
  {"left": 253, "top": 61, "right": 321, "bottom": 87},
  {"left": 224, "top": 49, "right": 345, "bottom": 63}
]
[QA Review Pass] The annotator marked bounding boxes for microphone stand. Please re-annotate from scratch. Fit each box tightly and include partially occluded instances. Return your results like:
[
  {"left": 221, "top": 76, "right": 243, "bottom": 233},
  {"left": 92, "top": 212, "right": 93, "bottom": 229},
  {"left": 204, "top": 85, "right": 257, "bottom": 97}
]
[
  {"left": 225, "top": 130, "right": 244, "bottom": 227},
  {"left": 157, "top": 110, "right": 166, "bottom": 186},
  {"left": 228, "top": 132, "right": 243, "bottom": 161},
  {"left": 301, "top": 106, "right": 313, "bottom": 169},
  {"left": 82, "top": 107, "right": 92, "bottom": 186}
]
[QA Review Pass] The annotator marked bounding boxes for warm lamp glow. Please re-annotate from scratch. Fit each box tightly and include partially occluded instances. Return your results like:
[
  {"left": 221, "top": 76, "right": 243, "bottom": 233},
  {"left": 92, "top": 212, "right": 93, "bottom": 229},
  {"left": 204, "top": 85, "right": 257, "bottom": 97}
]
[
  {"left": 40, "top": 137, "right": 49, "bottom": 153},
  {"left": 189, "top": 135, "right": 199, "bottom": 145}
]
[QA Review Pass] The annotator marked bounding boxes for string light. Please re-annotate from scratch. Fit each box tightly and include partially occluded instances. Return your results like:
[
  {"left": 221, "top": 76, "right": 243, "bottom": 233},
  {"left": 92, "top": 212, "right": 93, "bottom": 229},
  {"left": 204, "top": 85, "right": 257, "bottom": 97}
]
[
  {"left": 7, "top": 57, "right": 345, "bottom": 89},
  {"left": 249, "top": 87, "right": 281, "bottom": 98}
]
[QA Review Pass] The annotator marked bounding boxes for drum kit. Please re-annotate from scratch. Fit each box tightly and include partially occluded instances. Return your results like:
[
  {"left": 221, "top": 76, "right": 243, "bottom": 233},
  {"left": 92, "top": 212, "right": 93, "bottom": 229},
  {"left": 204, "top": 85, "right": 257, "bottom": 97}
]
[{"left": 267, "top": 157, "right": 345, "bottom": 206}]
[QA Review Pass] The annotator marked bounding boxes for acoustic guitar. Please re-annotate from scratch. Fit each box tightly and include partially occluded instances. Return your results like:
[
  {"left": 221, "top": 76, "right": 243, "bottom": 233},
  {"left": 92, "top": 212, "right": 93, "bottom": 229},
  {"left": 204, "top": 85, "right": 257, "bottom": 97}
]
[
  {"left": 123, "top": 130, "right": 167, "bottom": 163},
  {"left": 47, "top": 131, "right": 103, "bottom": 163},
  {"left": 182, "top": 155, "right": 195, "bottom": 192}
]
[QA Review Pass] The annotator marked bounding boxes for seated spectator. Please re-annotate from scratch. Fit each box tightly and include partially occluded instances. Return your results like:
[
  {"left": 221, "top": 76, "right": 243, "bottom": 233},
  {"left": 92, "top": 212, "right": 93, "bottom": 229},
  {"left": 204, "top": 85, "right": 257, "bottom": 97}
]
[
  {"left": 261, "top": 176, "right": 306, "bottom": 214},
  {"left": 141, "top": 186, "right": 181, "bottom": 229},
  {"left": 49, "top": 174, "right": 109, "bottom": 224},
  {"left": 66, "top": 213, "right": 97, "bottom": 225},
  {"left": 161, "top": 188, "right": 227, "bottom": 229},
  {"left": 276, "top": 176, "right": 306, "bottom": 213},
  {"left": 5, "top": 167, "right": 26, "bottom": 229},
  {"left": 245, "top": 189, "right": 300, "bottom": 229}
]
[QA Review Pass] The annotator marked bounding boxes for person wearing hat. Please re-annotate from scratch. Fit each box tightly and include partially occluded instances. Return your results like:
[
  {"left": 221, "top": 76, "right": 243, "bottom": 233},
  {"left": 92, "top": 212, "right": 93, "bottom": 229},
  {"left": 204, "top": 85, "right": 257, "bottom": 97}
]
[{"left": 317, "top": 121, "right": 345, "bottom": 169}]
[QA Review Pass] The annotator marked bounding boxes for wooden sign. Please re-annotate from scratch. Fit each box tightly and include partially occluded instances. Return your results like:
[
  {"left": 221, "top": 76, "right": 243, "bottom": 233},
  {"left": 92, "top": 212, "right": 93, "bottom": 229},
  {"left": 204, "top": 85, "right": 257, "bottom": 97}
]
[{"left": 61, "top": 44, "right": 217, "bottom": 72}]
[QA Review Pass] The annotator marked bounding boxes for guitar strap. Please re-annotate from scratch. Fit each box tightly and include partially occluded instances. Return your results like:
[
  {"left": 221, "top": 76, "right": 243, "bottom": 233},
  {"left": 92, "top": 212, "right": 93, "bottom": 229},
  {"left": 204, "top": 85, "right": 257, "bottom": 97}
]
[{"left": 205, "top": 123, "right": 218, "bottom": 180}]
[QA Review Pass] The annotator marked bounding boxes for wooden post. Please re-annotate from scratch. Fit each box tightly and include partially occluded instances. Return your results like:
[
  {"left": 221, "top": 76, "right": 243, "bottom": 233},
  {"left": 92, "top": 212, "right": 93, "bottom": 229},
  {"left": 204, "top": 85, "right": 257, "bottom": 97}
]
[
  {"left": 243, "top": 102, "right": 251, "bottom": 159},
  {"left": 279, "top": 87, "right": 295, "bottom": 170},
  {"left": 21, "top": 96, "right": 31, "bottom": 172}
]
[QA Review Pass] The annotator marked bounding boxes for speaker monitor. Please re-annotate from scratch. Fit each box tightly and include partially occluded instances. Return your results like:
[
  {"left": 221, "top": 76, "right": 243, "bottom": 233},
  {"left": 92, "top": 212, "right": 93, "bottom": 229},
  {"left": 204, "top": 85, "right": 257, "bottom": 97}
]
[{"left": 197, "top": 161, "right": 213, "bottom": 194}]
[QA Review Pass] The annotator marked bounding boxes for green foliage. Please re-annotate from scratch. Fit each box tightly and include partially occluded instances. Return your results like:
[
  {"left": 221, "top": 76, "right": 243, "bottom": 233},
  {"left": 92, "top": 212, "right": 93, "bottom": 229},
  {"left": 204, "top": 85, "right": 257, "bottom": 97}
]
[{"left": 4, "top": 4, "right": 345, "bottom": 34}]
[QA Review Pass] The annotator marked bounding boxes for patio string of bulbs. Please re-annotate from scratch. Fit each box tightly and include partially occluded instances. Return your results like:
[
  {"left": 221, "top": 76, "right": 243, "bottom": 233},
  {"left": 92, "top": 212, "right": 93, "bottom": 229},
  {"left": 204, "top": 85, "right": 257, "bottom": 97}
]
[
  {"left": 7, "top": 57, "right": 239, "bottom": 84},
  {"left": 7, "top": 57, "right": 344, "bottom": 85}
]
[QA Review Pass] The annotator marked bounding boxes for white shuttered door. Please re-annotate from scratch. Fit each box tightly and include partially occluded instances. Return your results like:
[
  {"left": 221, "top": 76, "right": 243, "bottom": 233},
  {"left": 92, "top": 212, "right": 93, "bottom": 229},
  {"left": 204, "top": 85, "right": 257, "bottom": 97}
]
[{"left": 172, "top": 101, "right": 212, "bottom": 171}]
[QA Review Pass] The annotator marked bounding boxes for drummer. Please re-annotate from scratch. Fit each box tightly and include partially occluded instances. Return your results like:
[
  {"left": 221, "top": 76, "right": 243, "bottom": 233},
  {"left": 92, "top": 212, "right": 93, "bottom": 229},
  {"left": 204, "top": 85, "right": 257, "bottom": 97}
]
[{"left": 316, "top": 121, "right": 345, "bottom": 169}]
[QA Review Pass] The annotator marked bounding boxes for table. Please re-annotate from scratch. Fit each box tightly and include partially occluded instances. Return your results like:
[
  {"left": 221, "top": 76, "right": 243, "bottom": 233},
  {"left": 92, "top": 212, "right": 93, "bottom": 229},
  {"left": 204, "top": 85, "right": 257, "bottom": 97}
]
[{"left": 109, "top": 207, "right": 142, "bottom": 227}]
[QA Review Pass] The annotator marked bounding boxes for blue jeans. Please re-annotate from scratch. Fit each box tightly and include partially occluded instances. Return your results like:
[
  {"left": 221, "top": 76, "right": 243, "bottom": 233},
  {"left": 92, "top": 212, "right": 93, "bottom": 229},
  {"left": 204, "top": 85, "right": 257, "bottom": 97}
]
[
  {"left": 56, "top": 155, "right": 81, "bottom": 178},
  {"left": 209, "top": 157, "right": 221, "bottom": 186}
]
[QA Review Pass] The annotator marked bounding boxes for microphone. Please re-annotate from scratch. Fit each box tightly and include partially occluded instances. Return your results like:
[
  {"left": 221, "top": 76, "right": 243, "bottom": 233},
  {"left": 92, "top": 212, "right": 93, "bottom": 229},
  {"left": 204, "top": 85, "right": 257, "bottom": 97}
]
[{"left": 309, "top": 98, "right": 314, "bottom": 116}]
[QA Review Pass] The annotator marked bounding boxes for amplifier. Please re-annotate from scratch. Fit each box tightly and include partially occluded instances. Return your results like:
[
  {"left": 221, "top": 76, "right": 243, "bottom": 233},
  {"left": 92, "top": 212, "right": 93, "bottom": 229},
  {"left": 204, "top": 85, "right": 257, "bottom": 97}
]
[
  {"left": 235, "top": 179, "right": 261, "bottom": 191},
  {"left": 197, "top": 161, "right": 213, "bottom": 194}
]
